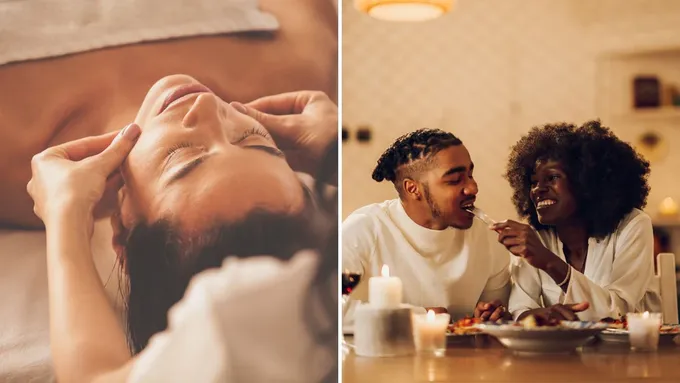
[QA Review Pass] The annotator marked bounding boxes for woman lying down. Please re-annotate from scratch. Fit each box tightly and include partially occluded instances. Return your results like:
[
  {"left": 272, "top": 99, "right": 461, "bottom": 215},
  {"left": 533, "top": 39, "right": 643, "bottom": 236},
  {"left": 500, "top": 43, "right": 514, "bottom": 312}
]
[{"left": 25, "top": 76, "right": 338, "bottom": 382}]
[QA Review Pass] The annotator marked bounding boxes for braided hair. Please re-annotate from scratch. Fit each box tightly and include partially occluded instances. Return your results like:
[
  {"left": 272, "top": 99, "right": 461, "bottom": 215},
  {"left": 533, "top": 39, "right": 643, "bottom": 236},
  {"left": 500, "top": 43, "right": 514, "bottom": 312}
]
[{"left": 372, "top": 128, "right": 462, "bottom": 197}]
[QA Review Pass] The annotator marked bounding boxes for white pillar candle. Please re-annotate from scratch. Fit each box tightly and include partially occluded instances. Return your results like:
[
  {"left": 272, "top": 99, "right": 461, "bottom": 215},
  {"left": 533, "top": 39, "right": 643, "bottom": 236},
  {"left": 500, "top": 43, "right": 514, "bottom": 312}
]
[
  {"left": 368, "top": 265, "right": 403, "bottom": 308},
  {"left": 413, "top": 310, "right": 450, "bottom": 356},
  {"left": 627, "top": 312, "right": 661, "bottom": 351}
]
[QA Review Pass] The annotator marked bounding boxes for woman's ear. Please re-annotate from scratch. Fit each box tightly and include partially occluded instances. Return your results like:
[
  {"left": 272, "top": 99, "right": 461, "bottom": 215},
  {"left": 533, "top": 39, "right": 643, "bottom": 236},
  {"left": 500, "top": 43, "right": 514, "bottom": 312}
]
[
  {"left": 111, "top": 187, "right": 137, "bottom": 267},
  {"left": 111, "top": 209, "right": 130, "bottom": 267}
]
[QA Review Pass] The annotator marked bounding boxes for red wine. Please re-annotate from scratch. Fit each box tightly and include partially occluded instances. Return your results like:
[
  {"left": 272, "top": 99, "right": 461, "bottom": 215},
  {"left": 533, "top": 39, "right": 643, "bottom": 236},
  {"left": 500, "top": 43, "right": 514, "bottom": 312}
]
[{"left": 342, "top": 272, "right": 361, "bottom": 296}]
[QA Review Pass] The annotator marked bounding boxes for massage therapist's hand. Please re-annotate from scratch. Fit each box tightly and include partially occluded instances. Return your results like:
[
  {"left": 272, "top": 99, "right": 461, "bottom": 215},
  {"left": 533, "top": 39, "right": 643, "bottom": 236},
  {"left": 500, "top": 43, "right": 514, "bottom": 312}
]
[
  {"left": 491, "top": 220, "right": 559, "bottom": 271},
  {"left": 232, "top": 91, "right": 337, "bottom": 177},
  {"left": 27, "top": 124, "right": 141, "bottom": 233},
  {"left": 474, "top": 300, "right": 511, "bottom": 321}
]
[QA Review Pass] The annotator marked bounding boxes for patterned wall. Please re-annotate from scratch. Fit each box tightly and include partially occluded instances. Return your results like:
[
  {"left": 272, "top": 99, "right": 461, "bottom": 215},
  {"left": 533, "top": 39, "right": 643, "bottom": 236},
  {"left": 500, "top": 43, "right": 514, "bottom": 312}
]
[{"left": 342, "top": 0, "right": 680, "bottom": 232}]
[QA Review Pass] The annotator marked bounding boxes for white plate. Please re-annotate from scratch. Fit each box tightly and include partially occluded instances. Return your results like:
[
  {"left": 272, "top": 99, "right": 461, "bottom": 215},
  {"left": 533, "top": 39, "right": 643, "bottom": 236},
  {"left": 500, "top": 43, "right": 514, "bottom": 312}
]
[
  {"left": 599, "top": 326, "right": 680, "bottom": 345},
  {"left": 476, "top": 321, "right": 608, "bottom": 354}
]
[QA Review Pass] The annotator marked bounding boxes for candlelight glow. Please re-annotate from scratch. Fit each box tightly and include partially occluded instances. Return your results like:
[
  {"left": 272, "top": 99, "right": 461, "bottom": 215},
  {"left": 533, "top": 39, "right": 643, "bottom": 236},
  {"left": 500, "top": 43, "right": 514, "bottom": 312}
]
[
  {"left": 643, "top": 311, "right": 649, "bottom": 319},
  {"left": 426, "top": 310, "right": 435, "bottom": 322},
  {"left": 381, "top": 264, "right": 390, "bottom": 277},
  {"left": 659, "top": 197, "right": 678, "bottom": 216}
]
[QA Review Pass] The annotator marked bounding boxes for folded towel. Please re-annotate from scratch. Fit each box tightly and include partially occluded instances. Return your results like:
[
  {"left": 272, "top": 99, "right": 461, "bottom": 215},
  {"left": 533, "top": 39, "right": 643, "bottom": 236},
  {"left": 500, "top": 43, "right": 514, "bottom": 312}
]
[{"left": 0, "top": 0, "right": 279, "bottom": 66}]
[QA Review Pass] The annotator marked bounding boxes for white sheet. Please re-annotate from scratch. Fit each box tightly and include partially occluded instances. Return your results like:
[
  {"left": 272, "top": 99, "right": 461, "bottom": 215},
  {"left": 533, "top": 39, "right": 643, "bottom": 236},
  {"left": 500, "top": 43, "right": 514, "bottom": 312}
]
[{"left": 0, "top": 220, "right": 122, "bottom": 382}]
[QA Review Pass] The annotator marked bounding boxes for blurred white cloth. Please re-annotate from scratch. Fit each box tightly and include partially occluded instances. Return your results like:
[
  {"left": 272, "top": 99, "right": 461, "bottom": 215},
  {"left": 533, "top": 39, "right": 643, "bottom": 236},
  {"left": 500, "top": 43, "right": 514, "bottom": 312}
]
[
  {"left": 509, "top": 208, "right": 662, "bottom": 321},
  {"left": 0, "top": 0, "right": 279, "bottom": 65},
  {"left": 129, "top": 251, "right": 335, "bottom": 383}
]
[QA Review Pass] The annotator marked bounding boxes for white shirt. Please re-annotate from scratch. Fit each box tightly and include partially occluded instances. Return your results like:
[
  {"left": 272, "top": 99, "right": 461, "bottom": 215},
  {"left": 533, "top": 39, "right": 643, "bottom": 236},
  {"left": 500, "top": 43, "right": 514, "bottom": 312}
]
[
  {"left": 129, "top": 252, "right": 335, "bottom": 383},
  {"left": 342, "top": 199, "right": 511, "bottom": 320},
  {"left": 509, "top": 208, "right": 662, "bottom": 321}
]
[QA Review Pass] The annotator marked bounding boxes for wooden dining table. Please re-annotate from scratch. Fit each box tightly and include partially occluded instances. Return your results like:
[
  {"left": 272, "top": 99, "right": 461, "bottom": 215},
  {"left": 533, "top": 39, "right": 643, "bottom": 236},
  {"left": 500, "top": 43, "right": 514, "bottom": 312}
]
[{"left": 342, "top": 335, "right": 680, "bottom": 382}]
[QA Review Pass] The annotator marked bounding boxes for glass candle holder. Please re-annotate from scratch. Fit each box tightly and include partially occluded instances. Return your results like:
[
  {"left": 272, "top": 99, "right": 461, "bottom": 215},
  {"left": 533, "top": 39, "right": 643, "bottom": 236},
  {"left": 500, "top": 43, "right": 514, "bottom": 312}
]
[
  {"left": 627, "top": 312, "right": 662, "bottom": 351},
  {"left": 412, "top": 310, "right": 450, "bottom": 356}
]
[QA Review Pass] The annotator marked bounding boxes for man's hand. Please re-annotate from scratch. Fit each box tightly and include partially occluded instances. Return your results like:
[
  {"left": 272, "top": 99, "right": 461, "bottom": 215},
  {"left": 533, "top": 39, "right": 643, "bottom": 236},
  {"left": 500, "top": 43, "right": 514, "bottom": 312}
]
[{"left": 474, "top": 300, "right": 511, "bottom": 321}]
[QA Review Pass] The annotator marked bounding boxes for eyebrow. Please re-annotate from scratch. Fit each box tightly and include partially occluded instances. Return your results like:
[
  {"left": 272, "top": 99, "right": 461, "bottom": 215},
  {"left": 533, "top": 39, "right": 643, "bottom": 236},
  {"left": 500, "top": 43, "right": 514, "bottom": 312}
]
[
  {"left": 441, "top": 163, "right": 474, "bottom": 178},
  {"left": 167, "top": 145, "right": 285, "bottom": 185}
]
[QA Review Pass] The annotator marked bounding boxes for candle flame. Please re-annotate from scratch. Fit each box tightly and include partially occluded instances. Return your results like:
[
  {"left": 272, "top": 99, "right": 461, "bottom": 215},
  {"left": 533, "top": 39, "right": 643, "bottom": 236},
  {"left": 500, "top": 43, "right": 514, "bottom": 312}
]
[
  {"left": 426, "top": 310, "right": 435, "bottom": 321},
  {"left": 381, "top": 264, "right": 390, "bottom": 277}
]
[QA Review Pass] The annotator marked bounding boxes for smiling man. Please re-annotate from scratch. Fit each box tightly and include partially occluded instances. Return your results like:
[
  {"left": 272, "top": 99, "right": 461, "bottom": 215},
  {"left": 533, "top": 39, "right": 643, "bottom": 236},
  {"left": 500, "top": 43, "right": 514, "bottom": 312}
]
[{"left": 342, "top": 129, "right": 511, "bottom": 321}]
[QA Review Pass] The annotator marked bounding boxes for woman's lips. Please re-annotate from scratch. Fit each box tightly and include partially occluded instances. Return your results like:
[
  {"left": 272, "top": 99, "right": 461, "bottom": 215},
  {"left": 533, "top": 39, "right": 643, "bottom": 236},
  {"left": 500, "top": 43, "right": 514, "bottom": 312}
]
[{"left": 158, "top": 83, "right": 212, "bottom": 115}]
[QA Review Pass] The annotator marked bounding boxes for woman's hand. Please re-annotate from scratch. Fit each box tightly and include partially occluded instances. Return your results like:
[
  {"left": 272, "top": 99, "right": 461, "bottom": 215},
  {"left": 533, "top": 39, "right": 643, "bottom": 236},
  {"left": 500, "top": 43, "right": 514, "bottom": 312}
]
[
  {"left": 232, "top": 91, "right": 337, "bottom": 178},
  {"left": 27, "top": 124, "right": 141, "bottom": 233},
  {"left": 491, "top": 220, "right": 559, "bottom": 271},
  {"left": 518, "top": 302, "right": 590, "bottom": 322}
]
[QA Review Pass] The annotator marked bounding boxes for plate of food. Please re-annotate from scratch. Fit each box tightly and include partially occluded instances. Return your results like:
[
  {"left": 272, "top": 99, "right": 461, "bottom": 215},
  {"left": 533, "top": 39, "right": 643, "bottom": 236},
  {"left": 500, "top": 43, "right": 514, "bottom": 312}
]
[
  {"left": 598, "top": 316, "right": 680, "bottom": 344},
  {"left": 447, "top": 317, "right": 483, "bottom": 336},
  {"left": 475, "top": 315, "right": 608, "bottom": 354},
  {"left": 447, "top": 317, "right": 487, "bottom": 345}
]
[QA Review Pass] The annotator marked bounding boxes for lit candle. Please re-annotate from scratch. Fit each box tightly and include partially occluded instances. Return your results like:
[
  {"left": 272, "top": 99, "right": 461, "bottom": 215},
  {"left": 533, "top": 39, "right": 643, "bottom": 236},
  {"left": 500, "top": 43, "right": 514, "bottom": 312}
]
[
  {"left": 413, "top": 310, "right": 450, "bottom": 356},
  {"left": 627, "top": 311, "right": 662, "bottom": 351},
  {"left": 368, "top": 265, "right": 403, "bottom": 308}
]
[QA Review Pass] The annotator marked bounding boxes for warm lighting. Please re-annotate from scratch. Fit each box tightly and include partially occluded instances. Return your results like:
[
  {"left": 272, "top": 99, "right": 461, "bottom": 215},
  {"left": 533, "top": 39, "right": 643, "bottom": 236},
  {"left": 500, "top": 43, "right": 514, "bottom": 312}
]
[
  {"left": 355, "top": 0, "right": 455, "bottom": 22},
  {"left": 659, "top": 197, "right": 679, "bottom": 217},
  {"left": 381, "top": 264, "right": 390, "bottom": 277},
  {"left": 426, "top": 309, "right": 435, "bottom": 321},
  {"left": 643, "top": 311, "right": 650, "bottom": 319}
]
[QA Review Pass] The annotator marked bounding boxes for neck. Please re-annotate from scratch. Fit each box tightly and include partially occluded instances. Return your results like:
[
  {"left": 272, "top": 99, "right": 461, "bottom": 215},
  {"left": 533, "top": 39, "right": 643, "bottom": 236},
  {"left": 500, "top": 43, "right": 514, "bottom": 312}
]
[
  {"left": 555, "top": 219, "right": 588, "bottom": 255},
  {"left": 401, "top": 200, "right": 447, "bottom": 231}
]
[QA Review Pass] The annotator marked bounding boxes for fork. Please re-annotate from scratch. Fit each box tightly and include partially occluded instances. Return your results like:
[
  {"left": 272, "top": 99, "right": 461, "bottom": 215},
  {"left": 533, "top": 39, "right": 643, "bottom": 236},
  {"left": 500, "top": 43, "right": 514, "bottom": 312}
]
[{"left": 465, "top": 207, "right": 497, "bottom": 226}]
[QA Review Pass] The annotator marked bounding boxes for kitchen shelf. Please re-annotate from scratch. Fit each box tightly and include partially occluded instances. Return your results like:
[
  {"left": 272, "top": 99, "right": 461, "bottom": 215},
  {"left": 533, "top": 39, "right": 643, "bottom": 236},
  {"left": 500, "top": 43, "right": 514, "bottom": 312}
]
[{"left": 611, "top": 107, "right": 680, "bottom": 123}]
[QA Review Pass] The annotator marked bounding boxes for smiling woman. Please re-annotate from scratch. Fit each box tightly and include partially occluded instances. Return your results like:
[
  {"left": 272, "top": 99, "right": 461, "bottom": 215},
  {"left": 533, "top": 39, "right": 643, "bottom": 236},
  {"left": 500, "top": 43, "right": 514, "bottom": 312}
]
[{"left": 503, "top": 120, "right": 661, "bottom": 323}]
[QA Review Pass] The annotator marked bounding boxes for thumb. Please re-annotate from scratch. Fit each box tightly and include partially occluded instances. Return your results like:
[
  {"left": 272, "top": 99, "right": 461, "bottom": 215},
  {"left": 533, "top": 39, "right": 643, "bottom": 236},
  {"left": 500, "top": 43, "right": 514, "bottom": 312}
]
[
  {"left": 90, "top": 123, "right": 141, "bottom": 174},
  {"left": 231, "top": 101, "right": 284, "bottom": 128},
  {"left": 231, "top": 102, "right": 299, "bottom": 142},
  {"left": 567, "top": 302, "right": 590, "bottom": 312}
]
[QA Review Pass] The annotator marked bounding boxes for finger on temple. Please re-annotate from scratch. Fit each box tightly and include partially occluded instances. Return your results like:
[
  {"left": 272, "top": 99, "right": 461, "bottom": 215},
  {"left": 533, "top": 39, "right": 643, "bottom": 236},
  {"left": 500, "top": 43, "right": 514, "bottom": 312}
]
[
  {"left": 51, "top": 131, "right": 120, "bottom": 161},
  {"left": 246, "top": 91, "right": 316, "bottom": 115}
]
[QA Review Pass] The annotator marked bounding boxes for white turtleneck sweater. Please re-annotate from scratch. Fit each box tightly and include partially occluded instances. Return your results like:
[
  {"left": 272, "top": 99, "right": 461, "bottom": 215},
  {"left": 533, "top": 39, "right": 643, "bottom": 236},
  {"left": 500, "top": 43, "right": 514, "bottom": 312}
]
[{"left": 342, "top": 199, "right": 511, "bottom": 321}]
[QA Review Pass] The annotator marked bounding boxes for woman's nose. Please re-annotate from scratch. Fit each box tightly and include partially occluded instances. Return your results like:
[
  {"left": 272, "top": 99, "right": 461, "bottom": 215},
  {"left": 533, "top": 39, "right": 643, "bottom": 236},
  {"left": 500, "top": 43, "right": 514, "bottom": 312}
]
[{"left": 182, "top": 93, "right": 222, "bottom": 129}]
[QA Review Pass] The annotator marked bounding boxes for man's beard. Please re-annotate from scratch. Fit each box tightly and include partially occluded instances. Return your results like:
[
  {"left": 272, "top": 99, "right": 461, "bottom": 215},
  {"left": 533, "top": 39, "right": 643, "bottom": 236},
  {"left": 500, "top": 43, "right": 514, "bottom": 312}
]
[{"left": 422, "top": 183, "right": 442, "bottom": 219}]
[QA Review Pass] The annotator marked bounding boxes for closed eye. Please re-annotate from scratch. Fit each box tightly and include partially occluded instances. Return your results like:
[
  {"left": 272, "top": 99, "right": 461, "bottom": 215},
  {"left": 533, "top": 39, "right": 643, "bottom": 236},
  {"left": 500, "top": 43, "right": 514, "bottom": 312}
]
[{"left": 235, "top": 126, "right": 273, "bottom": 144}]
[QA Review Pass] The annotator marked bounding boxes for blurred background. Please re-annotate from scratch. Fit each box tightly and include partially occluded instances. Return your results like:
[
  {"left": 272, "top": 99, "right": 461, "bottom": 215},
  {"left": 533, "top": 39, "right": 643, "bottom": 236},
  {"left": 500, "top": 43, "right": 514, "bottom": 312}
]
[{"left": 342, "top": 0, "right": 680, "bottom": 265}]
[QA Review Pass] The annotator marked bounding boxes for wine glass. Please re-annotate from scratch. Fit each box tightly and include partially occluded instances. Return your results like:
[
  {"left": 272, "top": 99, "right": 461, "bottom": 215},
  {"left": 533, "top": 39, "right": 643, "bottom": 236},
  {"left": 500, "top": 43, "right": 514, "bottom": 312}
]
[{"left": 341, "top": 269, "right": 362, "bottom": 355}]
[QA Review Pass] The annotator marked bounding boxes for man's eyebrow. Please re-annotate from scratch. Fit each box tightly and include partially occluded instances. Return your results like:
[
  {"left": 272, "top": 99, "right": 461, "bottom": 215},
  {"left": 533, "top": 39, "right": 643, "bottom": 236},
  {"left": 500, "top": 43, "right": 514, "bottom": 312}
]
[{"left": 441, "top": 162, "right": 474, "bottom": 177}]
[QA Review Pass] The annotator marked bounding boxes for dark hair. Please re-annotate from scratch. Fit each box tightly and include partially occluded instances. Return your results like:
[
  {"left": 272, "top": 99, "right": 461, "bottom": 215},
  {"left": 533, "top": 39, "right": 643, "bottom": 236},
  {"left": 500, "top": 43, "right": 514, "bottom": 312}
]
[
  {"left": 121, "top": 143, "right": 338, "bottom": 382},
  {"left": 372, "top": 128, "right": 462, "bottom": 196},
  {"left": 506, "top": 120, "right": 650, "bottom": 238}
]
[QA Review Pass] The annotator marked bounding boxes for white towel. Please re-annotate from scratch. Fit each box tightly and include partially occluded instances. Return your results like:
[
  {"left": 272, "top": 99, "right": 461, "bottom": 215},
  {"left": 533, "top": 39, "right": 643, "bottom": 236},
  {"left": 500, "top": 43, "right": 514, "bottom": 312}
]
[{"left": 0, "top": 0, "right": 279, "bottom": 66}]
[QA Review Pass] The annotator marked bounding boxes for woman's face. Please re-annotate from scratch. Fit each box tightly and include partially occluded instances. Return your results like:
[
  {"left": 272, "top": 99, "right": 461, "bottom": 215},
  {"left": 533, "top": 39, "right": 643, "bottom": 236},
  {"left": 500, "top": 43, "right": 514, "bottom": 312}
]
[
  {"left": 529, "top": 159, "right": 578, "bottom": 226},
  {"left": 114, "top": 75, "right": 305, "bottom": 237}
]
